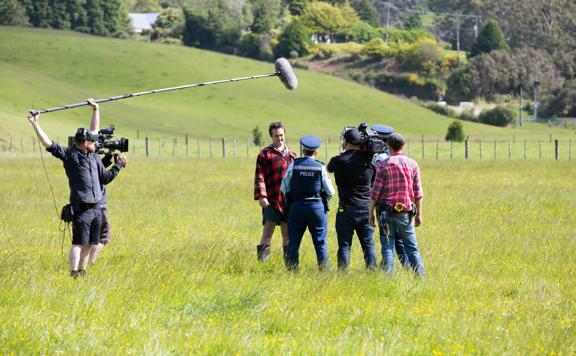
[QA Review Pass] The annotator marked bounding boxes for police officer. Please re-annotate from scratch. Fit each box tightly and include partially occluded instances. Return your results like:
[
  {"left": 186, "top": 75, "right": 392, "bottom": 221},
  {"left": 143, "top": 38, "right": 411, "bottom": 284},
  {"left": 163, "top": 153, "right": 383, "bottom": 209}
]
[
  {"left": 27, "top": 110, "right": 125, "bottom": 278},
  {"left": 327, "top": 128, "right": 377, "bottom": 270},
  {"left": 281, "top": 136, "right": 335, "bottom": 271},
  {"left": 371, "top": 124, "right": 410, "bottom": 270}
]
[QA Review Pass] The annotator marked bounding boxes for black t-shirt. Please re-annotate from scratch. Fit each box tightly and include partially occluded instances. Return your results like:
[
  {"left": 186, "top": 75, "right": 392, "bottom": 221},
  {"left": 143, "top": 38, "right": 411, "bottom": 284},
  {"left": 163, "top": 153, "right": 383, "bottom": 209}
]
[{"left": 327, "top": 149, "right": 374, "bottom": 208}]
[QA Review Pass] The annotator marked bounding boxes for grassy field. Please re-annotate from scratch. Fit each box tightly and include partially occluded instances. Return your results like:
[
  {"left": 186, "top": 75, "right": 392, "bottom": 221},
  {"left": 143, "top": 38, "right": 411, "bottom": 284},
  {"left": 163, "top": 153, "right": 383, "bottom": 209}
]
[
  {"left": 1, "top": 26, "right": 574, "bottom": 146},
  {"left": 1, "top": 156, "right": 574, "bottom": 354}
]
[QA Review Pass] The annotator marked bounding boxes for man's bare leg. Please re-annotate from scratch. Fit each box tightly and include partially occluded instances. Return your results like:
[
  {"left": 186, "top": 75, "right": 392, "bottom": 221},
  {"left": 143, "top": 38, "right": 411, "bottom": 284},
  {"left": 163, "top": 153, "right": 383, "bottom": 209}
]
[
  {"left": 257, "top": 222, "right": 276, "bottom": 261},
  {"left": 89, "top": 243, "right": 104, "bottom": 264}
]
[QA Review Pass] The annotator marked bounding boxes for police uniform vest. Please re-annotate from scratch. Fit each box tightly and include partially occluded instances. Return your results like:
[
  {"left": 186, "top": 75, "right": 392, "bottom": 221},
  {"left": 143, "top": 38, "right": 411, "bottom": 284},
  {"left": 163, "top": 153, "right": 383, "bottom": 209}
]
[{"left": 289, "top": 157, "right": 323, "bottom": 201}]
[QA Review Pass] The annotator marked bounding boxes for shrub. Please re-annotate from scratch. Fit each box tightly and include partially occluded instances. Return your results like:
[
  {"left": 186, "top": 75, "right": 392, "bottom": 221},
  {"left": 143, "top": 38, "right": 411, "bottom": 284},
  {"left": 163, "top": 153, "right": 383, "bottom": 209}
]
[
  {"left": 275, "top": 19, "right": 311, "bottom": 58},
  {"left": 445, "top": 120, "right": 465, "bottom": 142},
  {"left": 370, "top": 73, "right": 443, "bottom": 101},
  {"left": 459, "top": 109, "right": 478, "bottom": 122},
  {"left": 424, "top": 103, "right": 459, "bottom": 118},
  {"left": 478, "top": 106, "right": 515, "bottom": 127}
]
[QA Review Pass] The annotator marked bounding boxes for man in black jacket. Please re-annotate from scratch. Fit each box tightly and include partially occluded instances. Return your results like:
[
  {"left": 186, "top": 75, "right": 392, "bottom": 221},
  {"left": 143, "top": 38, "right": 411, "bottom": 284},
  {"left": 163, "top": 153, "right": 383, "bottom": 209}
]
[
  {"left": 327, "top": 128, "right": 377, "bottom": 270},
  {"left": 27, "top": 107, "right": 126, "bottom": 278}
]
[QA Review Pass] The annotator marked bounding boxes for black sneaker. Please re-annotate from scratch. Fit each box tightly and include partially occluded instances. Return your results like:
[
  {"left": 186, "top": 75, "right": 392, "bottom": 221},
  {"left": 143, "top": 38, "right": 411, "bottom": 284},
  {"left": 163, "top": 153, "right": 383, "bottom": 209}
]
[
  {"left": 70, "top": 270, "right": 79, "bottom": 279},
  {"left": 78, "top": 269, "right": 87, "bottom": 277}
]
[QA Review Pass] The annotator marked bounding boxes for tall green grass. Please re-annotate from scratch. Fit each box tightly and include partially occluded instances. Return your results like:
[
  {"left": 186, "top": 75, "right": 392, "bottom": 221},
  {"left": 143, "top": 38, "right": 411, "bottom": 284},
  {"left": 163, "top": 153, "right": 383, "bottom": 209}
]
[{"left": 1, "top": 157, "right": 574, "bottom": 353}]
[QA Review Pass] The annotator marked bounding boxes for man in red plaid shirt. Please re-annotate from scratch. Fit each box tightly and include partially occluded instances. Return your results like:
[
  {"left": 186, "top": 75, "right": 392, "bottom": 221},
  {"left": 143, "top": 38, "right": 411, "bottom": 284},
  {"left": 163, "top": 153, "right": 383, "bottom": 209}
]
[
  {"left": 369, "top": 133, "right": 425, "bottom": 277},
  {"left": 254, "top": 122, "right": 296, "bottom": 262}
]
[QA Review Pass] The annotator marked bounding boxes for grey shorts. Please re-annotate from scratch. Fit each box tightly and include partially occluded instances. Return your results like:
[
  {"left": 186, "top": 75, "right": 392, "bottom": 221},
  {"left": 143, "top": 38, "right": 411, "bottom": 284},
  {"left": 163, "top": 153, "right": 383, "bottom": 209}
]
[
  {"left": 72, "top": 208, "right": 102, "bottom": 245},
  {"left": 99, "top": 208, "right": 111, "bottom": 245},
  {"left": 262, "top": 207, "right": 287, "bottom": 226}
]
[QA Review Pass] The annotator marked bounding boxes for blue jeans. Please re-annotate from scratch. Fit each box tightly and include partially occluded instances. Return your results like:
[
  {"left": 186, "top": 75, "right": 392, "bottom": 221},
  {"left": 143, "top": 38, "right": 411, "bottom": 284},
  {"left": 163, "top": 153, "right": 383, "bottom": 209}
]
[
  {"left": 335, "top": 206, "right": 377, "bottom": 270},
  {"left": 378, "top": 211, "right": 425, "bottom": 277},
  {"left": 286, "top": 201, "right": 329, "bottom": 271}
]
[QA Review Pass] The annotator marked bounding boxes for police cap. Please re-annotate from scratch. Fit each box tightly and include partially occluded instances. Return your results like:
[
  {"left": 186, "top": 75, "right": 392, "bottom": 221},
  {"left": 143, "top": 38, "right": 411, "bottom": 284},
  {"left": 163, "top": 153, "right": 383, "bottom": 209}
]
[
  {"left": 371, "top": 125, "right": 395, "bottom": 137},
  {"left": 300, "top": 135, "right": 321, "bottom": 151}
]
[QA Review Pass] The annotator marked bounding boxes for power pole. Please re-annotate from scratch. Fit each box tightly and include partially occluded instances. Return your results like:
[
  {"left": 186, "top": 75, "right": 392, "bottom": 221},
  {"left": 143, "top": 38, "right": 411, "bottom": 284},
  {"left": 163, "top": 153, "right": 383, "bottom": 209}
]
[
  {"left": 385, "top": 2, "right": 391, "bottom": 44},
  {"left": 519, "top": 87, "right": 523, "bottom": 126},
  {"left": 456, "top": 14, "right": 461, "bottom": 65}
]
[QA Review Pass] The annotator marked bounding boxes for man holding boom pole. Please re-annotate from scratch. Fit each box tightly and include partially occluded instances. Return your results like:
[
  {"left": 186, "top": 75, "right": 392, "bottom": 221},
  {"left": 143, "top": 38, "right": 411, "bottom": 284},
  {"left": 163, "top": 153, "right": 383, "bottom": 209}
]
[{"left": 27, "top": 100, "right": 126, "bottom": 278}]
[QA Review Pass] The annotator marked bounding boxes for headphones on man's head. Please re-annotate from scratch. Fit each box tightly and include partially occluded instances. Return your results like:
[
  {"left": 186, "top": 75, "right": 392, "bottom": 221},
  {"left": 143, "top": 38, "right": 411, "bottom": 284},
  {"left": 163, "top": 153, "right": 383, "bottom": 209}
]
[{"left": 74, "top": 128, "right": 87, "bottom": 143}]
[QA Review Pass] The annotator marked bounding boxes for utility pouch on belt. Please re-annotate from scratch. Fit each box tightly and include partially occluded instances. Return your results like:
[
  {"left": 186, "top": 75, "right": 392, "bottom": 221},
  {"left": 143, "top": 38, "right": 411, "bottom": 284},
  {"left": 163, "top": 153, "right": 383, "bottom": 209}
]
[{"left": 60, "top": 204, "right": 74, "bottom": 222}]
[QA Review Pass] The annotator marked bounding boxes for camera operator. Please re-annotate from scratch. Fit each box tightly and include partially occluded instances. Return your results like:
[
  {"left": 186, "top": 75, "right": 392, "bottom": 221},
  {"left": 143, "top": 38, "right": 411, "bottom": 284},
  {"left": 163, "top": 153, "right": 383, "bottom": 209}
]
[
  {"left": 27, "top": 105, "right": 126, "bottom": 278},
  {"left": 327, "top": 128, "right": 377, "bottom": 270},
  {"left": 84, "top": 99, "right": 128, "bottom": 264},
  {"left": 371, "top": 125, "right": 410, "bottom": 270}
]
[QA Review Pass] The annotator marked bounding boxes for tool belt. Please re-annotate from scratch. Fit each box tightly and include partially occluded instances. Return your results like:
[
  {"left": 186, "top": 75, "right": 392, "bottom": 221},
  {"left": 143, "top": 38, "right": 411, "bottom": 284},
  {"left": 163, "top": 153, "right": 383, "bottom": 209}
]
[{"left": 378, "top": 202, "right": 412, "bottom": 214}]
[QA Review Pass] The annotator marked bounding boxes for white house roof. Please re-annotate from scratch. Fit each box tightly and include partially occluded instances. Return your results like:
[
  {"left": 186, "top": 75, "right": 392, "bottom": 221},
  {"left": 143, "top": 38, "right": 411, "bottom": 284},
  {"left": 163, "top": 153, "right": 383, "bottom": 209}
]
[{"left": 129, "top": 13, "right": 160, "bottom": 33}]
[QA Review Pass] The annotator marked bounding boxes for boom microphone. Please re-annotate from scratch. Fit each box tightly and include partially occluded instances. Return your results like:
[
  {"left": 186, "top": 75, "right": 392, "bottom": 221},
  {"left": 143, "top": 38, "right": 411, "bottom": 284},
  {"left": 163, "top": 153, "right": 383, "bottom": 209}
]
[
  {"left": 275, "top": 57, "right": 298, "bottom": 90},
  {"left": 30, "top": 58, "right": 298, "bottom": 115}
]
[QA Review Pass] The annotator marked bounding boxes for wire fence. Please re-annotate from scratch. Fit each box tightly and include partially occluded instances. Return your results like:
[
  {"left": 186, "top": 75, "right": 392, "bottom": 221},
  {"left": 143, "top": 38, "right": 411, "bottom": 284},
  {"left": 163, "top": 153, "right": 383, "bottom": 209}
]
[{"left": 1, "top": 134, "right": 574, "bottom": 161}]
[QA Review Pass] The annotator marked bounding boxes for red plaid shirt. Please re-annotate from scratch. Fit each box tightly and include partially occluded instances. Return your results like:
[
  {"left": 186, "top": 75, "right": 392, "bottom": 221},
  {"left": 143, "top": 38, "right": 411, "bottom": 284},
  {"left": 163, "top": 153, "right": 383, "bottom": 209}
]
[
  {"left": 371, "top": 153, "right": 423, "bottom": 208},
  {"left": 254, "top": 145, "right": 295, "bottom": 213}
]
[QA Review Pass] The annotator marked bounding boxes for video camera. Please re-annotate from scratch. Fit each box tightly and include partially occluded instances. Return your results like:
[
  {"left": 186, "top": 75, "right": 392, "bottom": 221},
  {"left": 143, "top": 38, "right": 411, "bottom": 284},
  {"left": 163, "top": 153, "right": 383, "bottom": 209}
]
[
  {"left": 68, "top": 125, "right": 129, "bottom": 154},
  {"left": 342, "top": 122, "right": 387, "bottom": 156}
]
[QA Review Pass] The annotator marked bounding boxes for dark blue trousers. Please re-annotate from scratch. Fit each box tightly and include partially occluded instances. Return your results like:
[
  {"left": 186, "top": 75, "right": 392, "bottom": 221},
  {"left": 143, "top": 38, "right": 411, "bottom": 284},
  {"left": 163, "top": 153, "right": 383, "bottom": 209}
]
[
  {"left": 335, "top": 206, "right": 377, "bottom": 270},
  {"left": 286, "top": 201, "right": 329, "bottom": 271}
]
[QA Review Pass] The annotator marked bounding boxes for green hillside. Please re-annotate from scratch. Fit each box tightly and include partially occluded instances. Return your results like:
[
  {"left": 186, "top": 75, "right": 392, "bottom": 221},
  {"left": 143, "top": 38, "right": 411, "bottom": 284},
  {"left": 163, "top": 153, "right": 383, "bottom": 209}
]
[{"left": 0, "top": 26, "right": 570, "bottom": 143}]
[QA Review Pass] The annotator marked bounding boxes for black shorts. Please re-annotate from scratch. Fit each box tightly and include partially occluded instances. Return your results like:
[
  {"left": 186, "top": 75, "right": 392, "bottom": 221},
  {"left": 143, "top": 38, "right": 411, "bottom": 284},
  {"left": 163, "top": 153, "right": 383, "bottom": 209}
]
[
  {"left": 72, "top": 208, "right": 102, "bottom": 245},
  {"left": 99, "top": 208, "right": 111, "bottom": 245}
]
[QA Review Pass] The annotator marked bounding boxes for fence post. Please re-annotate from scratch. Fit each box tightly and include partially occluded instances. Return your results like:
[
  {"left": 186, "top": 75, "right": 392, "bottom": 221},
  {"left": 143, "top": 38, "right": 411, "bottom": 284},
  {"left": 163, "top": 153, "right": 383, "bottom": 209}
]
[
  {"left": 20, "top": 137, "right": 24, "bottom": 154},
  {"left": 539, "top": 140, "right": 542, "bottom": 160},
  {"left": 435, "top": 139, "right": 439, "bottom": 160},
  {"left": 172, "top": 138, "right": 177, "bottom": 157},
  {"left": 197, "top": 138, "right": 200, "bottom": 159},
  {"left": 523, "top": 140, "right": 527, "bottom": 159},
  {"left": 570, "top": 139, "right": 573, "bottom": 160},
  {"left": 325, "top": 140, "right": 328, "bottom": 159},
  {"left": 222, "top": 137, "right": 226, "bottom": 158},
  {"left": 450, "top": 141, "right": 453, "bottom": 160},
  {"left": 555, "top": 139, "right": 559, "bottom": 160},
  {"left": 145, "top": 137, "right": 149, "bottom": 157},
  {"left": 550, "top": 134, "right": 552, "bottom": 143},
  {"left": 407, "top": 139, "right": 411, "bottom": 157},
  {"left": 465, "top": 138, "right": 469, "bottom": 159},
  {"left": 185, "top": 135, "right": 189, "bottom": 158},
  {"left": 137, "top": 130, "right": 140, "bottom": 140},
  {"left": 494, "top": 140, "right": 497, "bottom": 160},
  {"left": 508, "top": 140, "right": 512, "bottom": 159},
  {"left": 247, "top": 140, "right": 250, "bottom": 158},
  {"left": 479, "top": 138, "right": 482, "bottom": 159},
  {"left": 209, "top": 138, "right": 213, "bottom": 158},
  {"left": 32, "top": 137, "right": 36, "bottom": 152},
  {"left": 9, "top": 136, "right": 13, "bottom": 152},
  {"left": 158, "top": 138, "right": 162, "bottom": 157},
  {"left": 421, "top": 135, "right": 425, "bottom": 159},
  {"left": 233, "top": 137, "right": 237, "bottom": 158}
]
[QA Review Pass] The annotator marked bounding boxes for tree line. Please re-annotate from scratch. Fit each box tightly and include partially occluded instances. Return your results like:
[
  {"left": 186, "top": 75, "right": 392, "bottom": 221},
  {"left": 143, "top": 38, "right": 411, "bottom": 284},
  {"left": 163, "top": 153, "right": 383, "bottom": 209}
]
[{"left": 0, "top": 0, "right": 131, "bottom": 38}]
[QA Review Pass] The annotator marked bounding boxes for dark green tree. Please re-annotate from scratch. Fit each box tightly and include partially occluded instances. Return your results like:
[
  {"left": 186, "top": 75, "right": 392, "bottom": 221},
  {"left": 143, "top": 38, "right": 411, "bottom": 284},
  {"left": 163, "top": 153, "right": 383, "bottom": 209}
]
[
  {"left": 151, "top": 7, "right": 184, "bottom": 41},
  {"left": 469, "top": 20, "right": 510, "bottom": 57},
  {"left": 275, "top": 19, "right": 311, "bottom": 58},
  {"left": 402, "top": 11, "right": 422, "bottom": 30},
  {"left": 286, "top": 0, "right": 310, "bottom": 16},
  {"left": 67, "top": 0, "right": 88, "bottom": 32},
  {"left": 182, "top": 1, "right": 244, "bottom": 52},
  {"left": 252, "top": 125, "right": 263, "bottom": 147},
  {"left": 101, "top": 0, "right": 131, "bottom": 37},
  {"left": 23, "top": 0, "right": 51, "bottom": 28},
  {"left": 0, "top": 0, "right": 28, "bottom": 25},
  {"left": 445, "top": 120, "right": 465, "bottom": 142},
  {"left": 50, "top": 0, "right": 71, "bottom": 30},
  {"left": 85, "top": 0, "right": 107, "bottom": 36},
  {"left": 351, "top": 0, "right": 379, "bottom": 27},
  {"left": 249, "top": 0, "right": 281, "bottom": 34}
]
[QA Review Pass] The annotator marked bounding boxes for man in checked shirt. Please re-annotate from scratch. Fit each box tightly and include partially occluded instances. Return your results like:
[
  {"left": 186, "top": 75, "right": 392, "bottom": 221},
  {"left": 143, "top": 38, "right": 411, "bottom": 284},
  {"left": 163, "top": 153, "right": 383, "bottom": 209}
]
[
  {"left": 254, "top": 122, "right": 296, "bottom": 262},
  {"left": 369, "top": 133, "right": 425, "bottom": 277}
]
